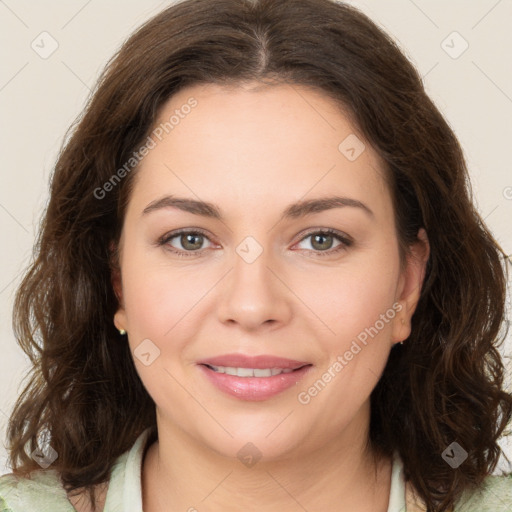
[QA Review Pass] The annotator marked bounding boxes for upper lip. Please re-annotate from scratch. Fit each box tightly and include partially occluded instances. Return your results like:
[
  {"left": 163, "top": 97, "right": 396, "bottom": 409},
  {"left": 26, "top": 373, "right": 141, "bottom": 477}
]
[{"left": 198, "top": 353, "right": 311, "bottom": 370}]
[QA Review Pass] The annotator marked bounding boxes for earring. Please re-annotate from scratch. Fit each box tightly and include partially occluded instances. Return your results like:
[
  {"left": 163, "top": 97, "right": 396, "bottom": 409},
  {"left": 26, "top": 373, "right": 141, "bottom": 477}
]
[{"left": 119, "top": 329, "right": 127, "bottom": 335}]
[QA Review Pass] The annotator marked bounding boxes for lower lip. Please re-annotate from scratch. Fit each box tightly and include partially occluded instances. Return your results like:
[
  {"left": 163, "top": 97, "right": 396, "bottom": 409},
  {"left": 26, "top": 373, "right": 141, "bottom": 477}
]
[{"left": 198, "top": 364, "right": 313, "bottom": 401}]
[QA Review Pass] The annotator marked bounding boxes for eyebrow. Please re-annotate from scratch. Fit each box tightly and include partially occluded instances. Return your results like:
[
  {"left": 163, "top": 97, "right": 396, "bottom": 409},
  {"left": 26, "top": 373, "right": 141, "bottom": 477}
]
[{"left": 142, "top": 195, "right": 374, "bottom": 221}]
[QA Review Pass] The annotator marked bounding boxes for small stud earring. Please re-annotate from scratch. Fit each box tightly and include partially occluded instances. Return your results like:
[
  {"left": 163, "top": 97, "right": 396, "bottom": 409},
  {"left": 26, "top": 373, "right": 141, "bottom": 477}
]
[{"left": 119, "top": 329, "right": 127, "bottom": 335}]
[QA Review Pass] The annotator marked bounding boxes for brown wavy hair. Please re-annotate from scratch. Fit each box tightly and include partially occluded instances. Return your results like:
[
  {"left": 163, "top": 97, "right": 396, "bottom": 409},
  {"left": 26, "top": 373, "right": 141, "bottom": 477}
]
[{"left": 5, "top": 0, "right": 511, "bottom": 510}]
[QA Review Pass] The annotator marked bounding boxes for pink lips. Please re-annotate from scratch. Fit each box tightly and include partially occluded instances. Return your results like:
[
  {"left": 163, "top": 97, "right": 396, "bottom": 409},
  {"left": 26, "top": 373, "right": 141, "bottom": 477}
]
[{"left": 197, "top": 353, "right": 313, "bottom": 401}]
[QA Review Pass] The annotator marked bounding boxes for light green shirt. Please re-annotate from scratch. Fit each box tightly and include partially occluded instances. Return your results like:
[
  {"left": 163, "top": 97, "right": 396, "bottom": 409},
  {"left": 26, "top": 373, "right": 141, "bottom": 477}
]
[{"left": 0, "top": 428, "right": 510, "bottom": 511}]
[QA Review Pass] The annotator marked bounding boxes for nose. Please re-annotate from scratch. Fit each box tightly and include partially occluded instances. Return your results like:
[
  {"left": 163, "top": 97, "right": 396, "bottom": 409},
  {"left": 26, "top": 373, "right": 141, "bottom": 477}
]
[{"left": 216, "top": 245, "right": 293, "bottom": 332}]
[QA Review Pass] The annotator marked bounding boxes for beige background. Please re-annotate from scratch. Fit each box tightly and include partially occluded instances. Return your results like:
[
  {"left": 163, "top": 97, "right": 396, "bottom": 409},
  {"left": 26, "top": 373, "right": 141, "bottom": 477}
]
[{"left": 1, "top": 0, "right": 511, "bottom": 475}]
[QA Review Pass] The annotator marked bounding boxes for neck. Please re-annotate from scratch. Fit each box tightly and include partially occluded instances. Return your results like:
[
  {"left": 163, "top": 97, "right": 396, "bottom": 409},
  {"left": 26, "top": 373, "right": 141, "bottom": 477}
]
[{"left": 142, "top": 404, "right": 392, "bottom": 512}]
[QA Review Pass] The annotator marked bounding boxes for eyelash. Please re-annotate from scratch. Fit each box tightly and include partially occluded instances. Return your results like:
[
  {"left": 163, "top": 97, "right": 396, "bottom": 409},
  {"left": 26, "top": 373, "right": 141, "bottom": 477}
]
[{"left": 157, "top": 228, "right": 353, "bottom": 258}]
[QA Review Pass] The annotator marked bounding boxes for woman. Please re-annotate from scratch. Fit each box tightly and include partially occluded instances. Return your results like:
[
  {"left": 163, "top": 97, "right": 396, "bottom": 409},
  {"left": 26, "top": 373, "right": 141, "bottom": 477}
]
[{"left": 1, "top": 0, "right": 511, "bottom": 511}]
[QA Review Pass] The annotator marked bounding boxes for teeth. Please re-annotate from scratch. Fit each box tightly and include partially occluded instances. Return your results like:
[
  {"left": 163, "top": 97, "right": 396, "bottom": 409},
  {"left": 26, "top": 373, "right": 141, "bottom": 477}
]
[{"left": 208, "top": 365, "right": 295, "bottom": 377}]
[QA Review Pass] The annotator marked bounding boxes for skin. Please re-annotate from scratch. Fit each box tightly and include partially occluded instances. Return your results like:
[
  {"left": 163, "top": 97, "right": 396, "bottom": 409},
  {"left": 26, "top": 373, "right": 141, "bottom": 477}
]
[{"left": 111, "top": 81, "right": 430, "bottom": 512}]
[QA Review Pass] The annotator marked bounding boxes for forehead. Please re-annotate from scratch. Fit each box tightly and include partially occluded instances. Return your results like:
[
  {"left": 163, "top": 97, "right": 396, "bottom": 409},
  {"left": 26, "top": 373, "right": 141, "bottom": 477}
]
[{"left": 127, "top": 82, "right": 392, "bottom": 222}]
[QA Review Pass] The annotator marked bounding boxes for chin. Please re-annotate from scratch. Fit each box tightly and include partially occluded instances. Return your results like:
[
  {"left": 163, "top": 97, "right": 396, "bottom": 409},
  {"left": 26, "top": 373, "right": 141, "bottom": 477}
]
[{"left": 195, "top": 419, "right": 307, "bottom": 462}]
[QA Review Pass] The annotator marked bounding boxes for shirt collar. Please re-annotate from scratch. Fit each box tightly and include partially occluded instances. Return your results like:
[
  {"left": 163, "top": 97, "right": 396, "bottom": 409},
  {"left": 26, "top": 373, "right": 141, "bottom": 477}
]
[
  {"left": 104, "top": 428, "right": 407, "bottom": 512},
  {"left": 388, "top": 451, "right": 407, "bottom": 512},
  {"left": 103, "top": 427, "right": 152, "bottom": 512}
]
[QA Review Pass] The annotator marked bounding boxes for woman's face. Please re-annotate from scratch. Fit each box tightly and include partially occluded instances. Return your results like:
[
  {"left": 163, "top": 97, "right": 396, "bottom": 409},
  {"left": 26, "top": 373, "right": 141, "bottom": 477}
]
[{"left": 113, "top": 82, "right": 428, "bottom": 460}]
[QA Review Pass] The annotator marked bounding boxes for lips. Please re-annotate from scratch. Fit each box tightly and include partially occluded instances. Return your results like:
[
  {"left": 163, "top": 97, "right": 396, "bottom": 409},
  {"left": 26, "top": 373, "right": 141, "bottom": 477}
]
[
  {"left": 197, "top": 353, "right": 310, "bottom": 370},
  {"left": 196, "top": 353, "right": 313, "bottom": 401}
]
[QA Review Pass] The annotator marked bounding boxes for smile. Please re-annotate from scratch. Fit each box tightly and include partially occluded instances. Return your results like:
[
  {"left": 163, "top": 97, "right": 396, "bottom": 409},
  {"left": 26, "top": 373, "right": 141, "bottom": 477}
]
[
  {"left": 204, "top": 364, "right": 304, "bottom": 377},
  {"left": 198, "top": 363, "right": 313, "bottom": 401}
]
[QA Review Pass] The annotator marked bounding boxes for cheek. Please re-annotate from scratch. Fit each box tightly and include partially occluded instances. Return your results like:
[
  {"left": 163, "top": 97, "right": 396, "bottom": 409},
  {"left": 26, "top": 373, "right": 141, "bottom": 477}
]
[
  {"left": 120, "top": 253, "right": 204, "bottom": 398},
  {"left": 304, "top": 255, "right": 400, "bottom": 347},
  {"left": 120, "top": 241, "right": 209, "bottom": 339},
  {"left": 293, "top": 258, "right": 400, "bottom": 424}
]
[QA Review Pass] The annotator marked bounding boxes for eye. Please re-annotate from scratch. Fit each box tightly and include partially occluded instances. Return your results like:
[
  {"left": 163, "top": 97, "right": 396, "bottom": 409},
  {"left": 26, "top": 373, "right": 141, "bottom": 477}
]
[
  {"left": 159, "top": 229, "right": 214, "bottom": 257},
  {"left": 158, "top": 228, "right": 352, "bottom": 258},
  {"left": 294, "top": 229, "right": 352, "bottom": 257}
]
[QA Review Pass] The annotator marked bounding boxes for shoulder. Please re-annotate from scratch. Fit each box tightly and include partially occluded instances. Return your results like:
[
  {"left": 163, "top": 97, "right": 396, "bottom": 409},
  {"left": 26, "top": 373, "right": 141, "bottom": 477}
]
[
  {"left": 455, "top": 474, "right": 512, "bottom": 512},
  {"left": 405, "top": 473, "right": 511, "bottom": 512},
  {"left": 0, "top": 428, "right": 152, "bottom": 512},
  {"left": 0, "top": 470, "right": 75, "bottom": 512}
]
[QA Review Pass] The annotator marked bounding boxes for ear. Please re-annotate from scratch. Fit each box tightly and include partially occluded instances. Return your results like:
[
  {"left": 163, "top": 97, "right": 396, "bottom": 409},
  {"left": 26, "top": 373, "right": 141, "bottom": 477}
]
[
  {"left": 109, "top": 241, "right": 128, "bottom": 332},
  {"left": 392, "top": 228, "right": 430, "bottom": 344}
]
